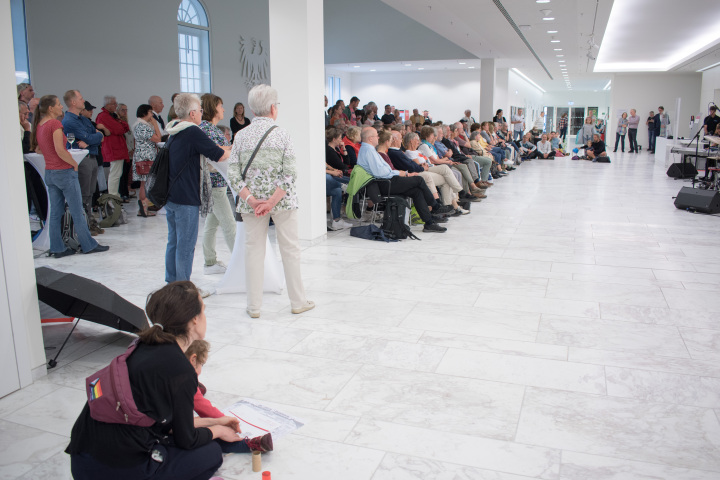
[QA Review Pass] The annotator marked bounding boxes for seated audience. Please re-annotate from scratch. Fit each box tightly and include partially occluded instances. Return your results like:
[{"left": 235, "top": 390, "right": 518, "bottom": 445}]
[
  {"left": 518, "top": 134, "right": 538, "bottom": 159},
  {"left": 381, "top": 104, "right": 395, "bottom": 125},
  {"left": 357, "top": 127, "right": 446, "bottom": 232},
  {"left": 342, "top": 126, "right": 361, "bottom": 167},
  {"left": 418, "top": 126, "right": 481, "bottom": 200},
  {"left": 536, "top": 134, "right": 555, "bottom": 159},
  {"left": 583, "top": 133, "right": 607, "bottom": 161}
]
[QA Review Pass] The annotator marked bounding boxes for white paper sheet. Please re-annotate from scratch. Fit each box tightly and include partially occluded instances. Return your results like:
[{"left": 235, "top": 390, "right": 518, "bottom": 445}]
[{"left": 223, "top": 398, "right": 304, "bottom": 439}]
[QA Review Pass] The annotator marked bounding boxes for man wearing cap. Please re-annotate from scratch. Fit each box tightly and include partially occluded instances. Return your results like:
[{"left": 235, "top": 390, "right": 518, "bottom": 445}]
[
  {"left": 17, "top": 83, "right": 39, "bottom": 123},
  {"left": 62, "top": 90, "right": 105, "bottom": 235}
]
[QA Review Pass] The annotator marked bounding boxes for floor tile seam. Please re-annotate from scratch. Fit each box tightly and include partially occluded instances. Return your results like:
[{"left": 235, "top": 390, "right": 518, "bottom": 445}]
[
  {"left": 291, "top": 329, "right": 435, "bottom": 349},
  {"left": 0, "top": 384, "right": 66, "bottom": 420},
  {"left": 676, "top": 327, "right": 696, "bottom": 361},
  {"left": 0, "top": 416, "right": 71, "bottom": 439},
  {"left": 419, "top": 330, "right": 568, "bottom": 353},
  {"left": 550, "top": 446, "right": 720, "bottom": 475},
  {"left": 511, "top": 386, "right": 527, "bottom": 444}
]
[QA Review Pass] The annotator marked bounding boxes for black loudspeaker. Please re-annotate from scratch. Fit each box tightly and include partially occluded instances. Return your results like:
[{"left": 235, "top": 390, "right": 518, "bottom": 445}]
[
  {"left": 667, "top": 163, "right": 698, "bottom": 179},
  {"left": 674, "top": 187, "right": 720, "bottom": 214}
]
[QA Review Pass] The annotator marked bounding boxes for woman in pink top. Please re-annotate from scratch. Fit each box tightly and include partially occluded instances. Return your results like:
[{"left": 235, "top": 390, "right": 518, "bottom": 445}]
[{"left": 30, "top": 95, "right": 108, "bottom": 257}]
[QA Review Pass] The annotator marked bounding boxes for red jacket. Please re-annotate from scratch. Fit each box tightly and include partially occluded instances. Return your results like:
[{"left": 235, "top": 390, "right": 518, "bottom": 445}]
[
  {"left": 193, "top": 387, "right": 224, "bottom": 418},
  {"left": 96, "top": 107, "right": 129, "bottom": 161}
]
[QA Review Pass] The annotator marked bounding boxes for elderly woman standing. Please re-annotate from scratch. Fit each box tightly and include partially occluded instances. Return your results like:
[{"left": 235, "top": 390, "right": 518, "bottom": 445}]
[
  {"left": 164, "top": 93, "right": 230, "bottom": 285},
  {"left": 132, "top": 104, "right": 162, "bottom": 217},
  {"left": 199, "top": 93, "right": 236, "bottom": 275},
  {"left": 229, "top": 84, "right": 314, "bottom": 319}
]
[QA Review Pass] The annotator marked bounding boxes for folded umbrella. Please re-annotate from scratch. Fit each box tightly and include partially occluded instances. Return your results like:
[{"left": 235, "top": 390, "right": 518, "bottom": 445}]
[{"left": 35, "top": 266, "right": 149, "bottom": 367}]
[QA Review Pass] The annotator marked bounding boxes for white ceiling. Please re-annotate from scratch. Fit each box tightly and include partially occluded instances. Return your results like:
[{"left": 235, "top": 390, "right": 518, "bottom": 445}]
[{"left": 325, "top": 0, "right": 720, "bottom": 93}]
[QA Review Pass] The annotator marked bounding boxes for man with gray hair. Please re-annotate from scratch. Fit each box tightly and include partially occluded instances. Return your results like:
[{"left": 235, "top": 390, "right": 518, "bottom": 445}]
[
  {"left": 148, "top": 95, "right": 166, "bottom": 134},
  {"left": 62, "top": 89, "right": 105, "bottom": 234},
  {"left": 17, "top": 83, "right": 39, "bottom": 123},
  {"left": 95, "top": 95, "right": 129, "bottom": 197}
]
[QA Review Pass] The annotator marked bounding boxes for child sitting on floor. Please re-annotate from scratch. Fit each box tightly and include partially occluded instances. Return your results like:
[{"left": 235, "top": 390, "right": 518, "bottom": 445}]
[{"left": 185, "top": 340, "right": 274, "bottom": 453}]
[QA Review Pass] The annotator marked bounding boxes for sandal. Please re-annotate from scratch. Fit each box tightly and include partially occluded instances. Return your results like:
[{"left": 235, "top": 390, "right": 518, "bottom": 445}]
[{"left": 137, "top": 199, "right": 147, "bottom": 217}]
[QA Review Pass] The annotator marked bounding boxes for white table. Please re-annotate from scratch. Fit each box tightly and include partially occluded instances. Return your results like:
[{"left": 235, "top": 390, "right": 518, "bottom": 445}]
[
  {"left": 208, "top": 160, "right": 285, "bottom": 295},
  {"left": 23, "top": 149, "right": 89, "bottom": 251}
]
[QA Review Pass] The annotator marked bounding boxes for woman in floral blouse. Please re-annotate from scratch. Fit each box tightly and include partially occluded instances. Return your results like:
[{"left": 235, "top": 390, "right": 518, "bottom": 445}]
[
  {"left": 132, "top": 104, "right": 162, "bottom": 216},
  {"left": 228, "top": 84, "right": 314, "bottom": 319},
  {"left": 199, "top": 94, "right": 236, "bottom": 275}
]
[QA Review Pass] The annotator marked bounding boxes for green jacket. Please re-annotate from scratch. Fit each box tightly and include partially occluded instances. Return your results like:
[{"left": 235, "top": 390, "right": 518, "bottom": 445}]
[{"left": 344, "top": 166, "right": 375, "bottom": 219}]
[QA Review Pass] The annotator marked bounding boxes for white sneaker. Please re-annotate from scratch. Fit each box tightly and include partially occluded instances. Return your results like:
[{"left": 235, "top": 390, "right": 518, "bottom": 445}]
[
  {"left": 328, "top": 219, "right": 352, "bottom": 231},
  {"left": 204, "top": 261, "right": 227, "bottom": 275},
  {"left": 458, "top": 207, "right": 471, "bottom": 215},
  {"left": 198, "top": 288, "right": 213, "bottom": 298}
]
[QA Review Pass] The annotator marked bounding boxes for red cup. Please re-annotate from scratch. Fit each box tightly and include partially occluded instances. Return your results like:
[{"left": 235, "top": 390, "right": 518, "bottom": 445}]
[{"left": 262, "top": 472, "right": 271, "bottom": 479}]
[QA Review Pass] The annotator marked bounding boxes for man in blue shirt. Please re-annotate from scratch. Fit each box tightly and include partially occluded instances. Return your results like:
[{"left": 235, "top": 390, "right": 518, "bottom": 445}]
[
  {"left": 357, "top": 127, "right": 446, "bottom": 233},
  {"left": 63, "top": 89, "right": 105, "bottom": 234}
]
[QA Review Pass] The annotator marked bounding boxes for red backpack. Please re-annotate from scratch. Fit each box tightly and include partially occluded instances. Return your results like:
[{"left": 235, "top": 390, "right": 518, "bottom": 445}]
[{"left": 85, "top": 339, "right": 155, "bottom": 427}]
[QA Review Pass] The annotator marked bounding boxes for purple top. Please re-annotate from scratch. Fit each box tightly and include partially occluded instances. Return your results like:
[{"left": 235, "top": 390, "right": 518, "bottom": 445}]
[{"left": 627, "top": 115, "right": 641, "bottom": 129}]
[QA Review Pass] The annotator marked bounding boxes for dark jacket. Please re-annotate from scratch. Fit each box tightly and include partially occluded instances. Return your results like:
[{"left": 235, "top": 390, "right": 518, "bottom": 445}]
[
  {"left": 167, "top": 124, "right": 224, "bottom": 205},
  {"left": 388, "top": 148, "right": 423, "bottom": 173}
]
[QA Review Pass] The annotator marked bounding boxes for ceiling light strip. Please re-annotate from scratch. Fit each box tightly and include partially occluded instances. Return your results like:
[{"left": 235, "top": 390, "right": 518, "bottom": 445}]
[
  {"left": 492, "top": 0, "right": 553, "bottom": 80},
  {"left": 511, "top": 68, "right": 547, "bottom": 93}
]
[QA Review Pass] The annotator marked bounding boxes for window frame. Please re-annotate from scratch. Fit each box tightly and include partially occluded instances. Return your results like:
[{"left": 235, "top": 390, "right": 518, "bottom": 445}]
[{"left": 177, "top": 0, "right": 212, "bottom": 93}]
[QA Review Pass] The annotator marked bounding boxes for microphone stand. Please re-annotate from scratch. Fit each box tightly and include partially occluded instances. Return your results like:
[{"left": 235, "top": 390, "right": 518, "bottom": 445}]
[{"left": 688, "top": 125, "right": 704, "bottom": 187}]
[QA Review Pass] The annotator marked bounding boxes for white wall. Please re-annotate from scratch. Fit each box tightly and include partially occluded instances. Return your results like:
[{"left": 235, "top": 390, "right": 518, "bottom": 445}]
[
  {"left": 349, "top": 70, "right": 481, "bottom": 124},
  {"left": 1, "top": 0, "right": 45, "bottom": 391},
  {"left": 610, "top": 73, "right": 702, "bottom": 148},
  {"left": 700, "top": 65, "right": 720, "bottom": 114},
  {"left": 508, "top": 70, "right": 544, "bottom": 124},
  {"left": 25, "top": 0, "right": 269, "bottom": 125}
]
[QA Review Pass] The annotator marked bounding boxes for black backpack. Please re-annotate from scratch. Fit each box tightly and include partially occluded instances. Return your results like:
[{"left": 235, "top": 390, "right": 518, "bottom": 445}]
[
  {"left": 382, "top": 196, "right": 419, "bottom": 240},
  {"left": 146, "top": 136, "right": 187, "bottom": 208}
]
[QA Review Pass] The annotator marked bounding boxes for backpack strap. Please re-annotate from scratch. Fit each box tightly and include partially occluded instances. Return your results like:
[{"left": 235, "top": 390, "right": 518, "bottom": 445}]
[{"left": 242, "top": 125, "right": 277, "bottom": 181}]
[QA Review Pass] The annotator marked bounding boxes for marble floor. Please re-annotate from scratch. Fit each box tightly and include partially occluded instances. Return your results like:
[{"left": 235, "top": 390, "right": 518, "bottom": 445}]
[{"left": 3, "top": 148, "right": 720, "bottom": 479}]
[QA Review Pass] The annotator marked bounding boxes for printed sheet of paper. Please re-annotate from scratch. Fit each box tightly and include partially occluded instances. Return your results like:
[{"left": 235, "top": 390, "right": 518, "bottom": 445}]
[{"left": 223, "top": 398, "right": 304, "bottom": 439}]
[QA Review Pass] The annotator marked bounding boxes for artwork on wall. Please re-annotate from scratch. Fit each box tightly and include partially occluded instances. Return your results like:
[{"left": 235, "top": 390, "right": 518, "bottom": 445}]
[{"left": 239, "top": 36, "right": 269, "bottom": 89}]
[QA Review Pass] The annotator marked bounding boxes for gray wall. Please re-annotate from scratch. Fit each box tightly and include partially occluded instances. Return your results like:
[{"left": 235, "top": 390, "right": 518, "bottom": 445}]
[
  {"left": 323, "top": 0, "right": 475, "bottom": 64},
  {"left": 25, "top": 0, "right": 269, "bottom": 124}
]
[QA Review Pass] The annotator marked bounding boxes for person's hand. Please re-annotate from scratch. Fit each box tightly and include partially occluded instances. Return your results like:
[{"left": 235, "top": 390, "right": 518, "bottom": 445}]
[
  {"left": 22, "top": 119, "right": 31, "bottom": 131},
  {"left": 408, "top": 172, "right": 419, "bottom": 177},
  {"left": 331, "top": 169, "right": 342, "bottom": 177},
  {"left": 78, "top": 141, "right": 88, "bottom": 149},
  {"left": 210, "top": 425, "right": 242, "bottom": 443},
  {"left": 255, "top": 200, "right": 276, "bottom": 217},
  {"left": 422, "top": 164, "right": 429, "bottom": 171},
  {"left": 73, "top": 164, "right": 79, "bottom": 171},
  {"left": 28, "top": 98, "right": 39, "bottom": 111},
  {"left": 216, "top": 416, "right": 241, "bottom": 433}
]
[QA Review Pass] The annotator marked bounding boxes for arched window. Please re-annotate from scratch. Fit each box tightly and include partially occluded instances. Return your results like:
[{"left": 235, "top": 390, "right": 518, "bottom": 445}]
[{"left": 177, "top": 0, "right": 211, "bottom": 93}]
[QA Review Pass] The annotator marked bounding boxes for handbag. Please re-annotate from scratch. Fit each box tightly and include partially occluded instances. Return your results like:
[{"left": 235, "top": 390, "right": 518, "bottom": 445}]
[{"left": 135, "top": 160, "right": 153, "bottom": 176}]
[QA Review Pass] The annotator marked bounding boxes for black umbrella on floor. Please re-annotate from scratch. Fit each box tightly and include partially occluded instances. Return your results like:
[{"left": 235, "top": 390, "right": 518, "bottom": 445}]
[{"left": 35, "top": 266, "right": 150, "bottom": 368}]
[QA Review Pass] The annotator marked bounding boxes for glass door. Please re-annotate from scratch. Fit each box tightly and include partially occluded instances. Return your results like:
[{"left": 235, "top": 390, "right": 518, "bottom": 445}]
[
  {"left": 570, "top": 107, "right": 585, "bottom": 136},
  {"left": 545, "top": 107, "right": 555, "bottom": 134}
]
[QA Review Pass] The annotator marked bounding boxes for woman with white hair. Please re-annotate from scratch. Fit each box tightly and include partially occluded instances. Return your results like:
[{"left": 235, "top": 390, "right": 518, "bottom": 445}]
[
  {"left": 228, "top": 84, "right": 314, "bottom": 319},
  {"left": 164, "top": 93, "right": 230, "bottom": 287}
]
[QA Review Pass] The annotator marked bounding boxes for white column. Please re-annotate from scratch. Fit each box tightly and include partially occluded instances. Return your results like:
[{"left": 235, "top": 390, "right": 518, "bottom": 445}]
[
  {"left": 480, "top": 58, "right": 496, "bottom": 122},
  {"left": 268, "top": 0, "right": 327, "bottom": 244},
  {"left": 495, "top": 68, "right": 509, "bottom": 122},
  {"left": 0, "top": 0, "right": 46, "bottom": 392}
]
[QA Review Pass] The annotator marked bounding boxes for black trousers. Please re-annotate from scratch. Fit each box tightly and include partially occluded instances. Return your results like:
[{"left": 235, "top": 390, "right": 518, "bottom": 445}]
[
  {"left": 119, "top": 161, "right": 131, "bottom": 198},
  {"left": 70, "top": 442, "right": 222, "bottom": 480},
  {"left": 377, "top": 176, "right": 435, "bottom": 224},
  {"left": 628, "top": 128, "right": 638, "bottom": 152},
  {"left": 614, "top": 133, "right": 626, "bottom": 151}
]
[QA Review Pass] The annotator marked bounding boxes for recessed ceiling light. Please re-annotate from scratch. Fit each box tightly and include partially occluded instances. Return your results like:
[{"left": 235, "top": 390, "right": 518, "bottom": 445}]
[
  {"left": 458, "top": 62, "right": 466, "bottom": 65},
  {"left": 370, "top": 69, "right": 376, "bottom": 72},
  {"left": 558, "top": 60, "right": 566, "bottom": 63},
  {"left": 556, "top": 55, "right": 564, "bottom": 57},
  {"left": 353, "top": 65, "right": 360, "bottom": 68},
  {"left": 418, "top": 68, "right": 424, "bottom": 70},
  {"left": 547, "top": 30, "right": 558, "bottom": 33},
  {"left": 553, "top": 48, "right": 562, "bottom": 51},
  {"left": 536, "top": 0, "right": 550, "bottom": 3},
  {"left": 551, "top": 40, "right": 560, "bottom": 43},
  {"left": 468, "top": 66, "right": 475, "bottom": 69},
  {"left": 543, "top": 17, "right": 555, "bottom": 21},
  {"left": 404, "top": 64, "right": 412, "bottom": 66}
]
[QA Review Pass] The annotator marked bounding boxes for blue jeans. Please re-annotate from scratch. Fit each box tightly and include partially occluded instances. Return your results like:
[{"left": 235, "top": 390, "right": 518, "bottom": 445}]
[
  {"left": 326, "top": 174, "right": 343, "bottom": 219},
  {"left": 648, "top": 129, "right": 656, "bottom": 152},
  {"left": 44, "top": 169, "right": 98, "bottom": 254},
  {"left": 165, "top": 201, "right": 200, "bottom": 283}
]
